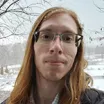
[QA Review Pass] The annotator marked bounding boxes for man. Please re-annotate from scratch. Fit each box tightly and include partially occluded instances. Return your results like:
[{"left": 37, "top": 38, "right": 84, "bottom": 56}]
[{"left": 1, "top": 7, "right": 104, "bottom": 104}]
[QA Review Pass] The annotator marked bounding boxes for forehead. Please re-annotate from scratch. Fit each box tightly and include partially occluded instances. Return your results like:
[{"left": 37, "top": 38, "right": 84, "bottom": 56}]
[{"left": 40, "top": 13, "right": 77, "bottom": 34}]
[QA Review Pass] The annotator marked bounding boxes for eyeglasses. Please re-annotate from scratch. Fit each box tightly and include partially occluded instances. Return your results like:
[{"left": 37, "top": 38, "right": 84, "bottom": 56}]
[{"left": 34, "top": 30, "right": 83, "bottom": 46}]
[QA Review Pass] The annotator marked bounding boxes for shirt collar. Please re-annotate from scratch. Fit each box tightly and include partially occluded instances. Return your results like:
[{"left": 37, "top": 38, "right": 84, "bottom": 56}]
[{"left": 52, "top": 93, "right": 59, "bottom": 104}]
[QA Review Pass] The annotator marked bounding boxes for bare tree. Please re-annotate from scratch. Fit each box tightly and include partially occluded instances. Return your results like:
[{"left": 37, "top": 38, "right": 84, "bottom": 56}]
[
  {"left": 0, "top": 0, "right": 52, "bottom": 68},
  {"left": 0, "top": 0, "right": 51, "bottom": 40},
  {"left": 93, "top": 0, "right": 104, "bottom": 13},
  {"left": 88, "top": 0, "right": 104, "bottom": 45}
]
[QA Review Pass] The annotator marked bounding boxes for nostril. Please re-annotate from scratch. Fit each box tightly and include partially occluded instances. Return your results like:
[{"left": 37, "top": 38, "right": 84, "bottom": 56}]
[
  {"left": 59, "top": 50, "right": 62, "bottom": 54},
  {"left": 50, "top": 49, "right": 62, "bottom": 54},
  {"left": 50, "top": 50, "right": 54, "bottom": 53}
]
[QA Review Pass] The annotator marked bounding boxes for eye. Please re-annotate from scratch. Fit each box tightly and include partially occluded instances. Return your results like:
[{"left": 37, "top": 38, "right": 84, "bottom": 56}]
[
  {"left": 62, "top": 33, "right": 74, "bottom": 43},
  {"left": 43, "top": 34, "right": 50, "bottom": 39},
  {"left": 39, "top": 31, "right": 53, "bottom": 41}
]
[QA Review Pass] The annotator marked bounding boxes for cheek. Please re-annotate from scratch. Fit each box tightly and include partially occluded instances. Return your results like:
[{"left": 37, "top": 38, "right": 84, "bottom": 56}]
[
  {"left": 64, "top": 45, "right": 77, "bottom": 59},
  {"left": 64, "top": 46, "right": 77, "bottom": 69},
  {"left": 34, "top": 44, "right": 49, "bottom": 55},
  {"left": 34, "top": 44, "right": 50, "bottom": 63}
]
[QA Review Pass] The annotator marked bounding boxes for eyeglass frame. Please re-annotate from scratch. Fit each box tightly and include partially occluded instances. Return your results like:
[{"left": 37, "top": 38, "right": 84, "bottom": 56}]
[{"left": 34, "top": 30, "right": 83, "bottom": 47}]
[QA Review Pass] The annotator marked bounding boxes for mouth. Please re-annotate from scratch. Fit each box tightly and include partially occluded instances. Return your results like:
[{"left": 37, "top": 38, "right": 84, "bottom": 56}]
[{"left": 45, "top": 61, "right": 64, "bottom": 66}]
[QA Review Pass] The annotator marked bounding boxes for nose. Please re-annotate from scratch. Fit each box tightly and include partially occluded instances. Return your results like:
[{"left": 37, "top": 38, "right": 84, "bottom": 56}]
[{"left": 49, "top": 36, "right": 63, "bottom": 55}]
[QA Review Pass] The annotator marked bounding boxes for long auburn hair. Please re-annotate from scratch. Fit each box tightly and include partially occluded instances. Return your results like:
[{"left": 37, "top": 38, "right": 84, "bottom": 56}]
[{"left": 7, "top": 7, "right": 92, "bottom": 104}]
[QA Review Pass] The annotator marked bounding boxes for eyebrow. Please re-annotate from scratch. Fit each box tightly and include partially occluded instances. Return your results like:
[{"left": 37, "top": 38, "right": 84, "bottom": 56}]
[
  {"left": 39, "top": 26, "right": 77, "bottom": 34},
  {"left": 62, "top": 30, "right": 77, "bottom": 34},
  {"left": 39, "top": 28, "right": 53, "bottom": 32}
]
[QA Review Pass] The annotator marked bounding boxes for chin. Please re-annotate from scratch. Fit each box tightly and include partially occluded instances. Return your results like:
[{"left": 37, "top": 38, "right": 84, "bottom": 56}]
[{"left": 45, "top": 73, "right": 64, "bottom": 81}]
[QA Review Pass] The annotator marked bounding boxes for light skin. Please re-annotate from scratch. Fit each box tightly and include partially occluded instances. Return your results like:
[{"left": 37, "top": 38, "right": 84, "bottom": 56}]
[{"left": 34, "top": 13, "right": 78, "bottom": 104}]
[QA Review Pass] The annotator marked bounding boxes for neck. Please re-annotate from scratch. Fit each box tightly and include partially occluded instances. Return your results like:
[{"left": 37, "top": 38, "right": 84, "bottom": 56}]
[{"left": 35, "top": 71, "right": 64, "bottom": 104}]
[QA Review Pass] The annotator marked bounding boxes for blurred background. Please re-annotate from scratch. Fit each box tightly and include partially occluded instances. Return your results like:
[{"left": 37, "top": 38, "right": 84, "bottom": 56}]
[{"left": 0, "top": 0, "right": 104, "bottom": 102}]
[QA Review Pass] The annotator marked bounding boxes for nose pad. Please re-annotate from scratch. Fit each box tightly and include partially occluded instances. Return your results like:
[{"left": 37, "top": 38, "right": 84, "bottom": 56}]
[{"left": 49, "top": 37, "right": 63, "bottom": 54}]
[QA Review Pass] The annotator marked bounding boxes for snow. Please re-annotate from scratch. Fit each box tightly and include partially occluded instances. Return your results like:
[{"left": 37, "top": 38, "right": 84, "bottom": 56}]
[
  {"left": 93, "top": 78, "right": 104, "bottom": 91},
  {"left": 85, "top": 65, "right": 104, "bottom": 76},
  {"left": 0, "top": 73, "right": 17, "bottom": 103},
  {"left": 0, "top": 63, "right": 104, "bottom": 103},
  {"left": 0, "top": 74, "right": 16, "bottom": 91}
]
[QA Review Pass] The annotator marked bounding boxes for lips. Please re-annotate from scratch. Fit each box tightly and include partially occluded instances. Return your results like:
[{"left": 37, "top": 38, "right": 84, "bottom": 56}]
[
  {"left": 45, "top": 60, "right": 65, "bottom": 66},
  {"left": 47, "top": 61, "right": 64, "bottom": 63},
  {"left": 44, "top": 56, "right": 66, "bottom": 65}
]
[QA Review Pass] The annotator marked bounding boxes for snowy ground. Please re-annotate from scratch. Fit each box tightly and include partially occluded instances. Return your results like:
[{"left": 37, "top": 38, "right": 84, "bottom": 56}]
[
  {"left": 0, "top": 63, "right": 104, "bottom": 103},
  {"left": 85, "top": 64, "right": 104, "bottom": 91},
  {"left": 0, "top": 73, "right": 17, "bottom": 103}
]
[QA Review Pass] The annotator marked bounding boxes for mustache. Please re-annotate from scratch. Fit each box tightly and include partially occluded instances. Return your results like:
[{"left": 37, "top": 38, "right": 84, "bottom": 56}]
[{"left": 44, "top": 56, "right": 67, "bottom": 63}]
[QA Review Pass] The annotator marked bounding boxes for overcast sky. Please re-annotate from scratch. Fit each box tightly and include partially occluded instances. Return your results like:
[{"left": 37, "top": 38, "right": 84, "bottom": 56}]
[
  {"left": 50, "top": 0, "right": 104, "bottom": 46},
  {"left": 55, "top": 0, "right": 104, "bottom": 30},
  {"left": 0, "top": 0, "right": 104, "bottom": 46},
  {"left": 21, "top": 0, "right": 104, "bottom": 47}
]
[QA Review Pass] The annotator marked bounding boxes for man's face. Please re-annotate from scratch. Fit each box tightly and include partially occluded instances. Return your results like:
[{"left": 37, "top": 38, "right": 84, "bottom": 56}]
[{"left": 34, "top": 13, "right": 78, "bottom": 81}]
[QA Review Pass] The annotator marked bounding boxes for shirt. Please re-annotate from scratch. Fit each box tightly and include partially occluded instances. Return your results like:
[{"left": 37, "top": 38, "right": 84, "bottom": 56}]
[{"left": 52, "top": 94, "right": 59, "bottom": 104}]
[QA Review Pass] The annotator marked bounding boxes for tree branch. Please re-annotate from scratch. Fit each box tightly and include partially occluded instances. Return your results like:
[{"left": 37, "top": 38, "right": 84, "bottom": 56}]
[
  {"left": 0, "top": 0, "right": 9, "bottom": 8},
  {"left": 93, "top": 0, "right": 104, "bottom": 12}
]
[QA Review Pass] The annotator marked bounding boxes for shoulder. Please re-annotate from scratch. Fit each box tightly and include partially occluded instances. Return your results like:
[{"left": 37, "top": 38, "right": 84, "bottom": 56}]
[{"left": 81, "top": 88, "right": 104, "bottom": 104}]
